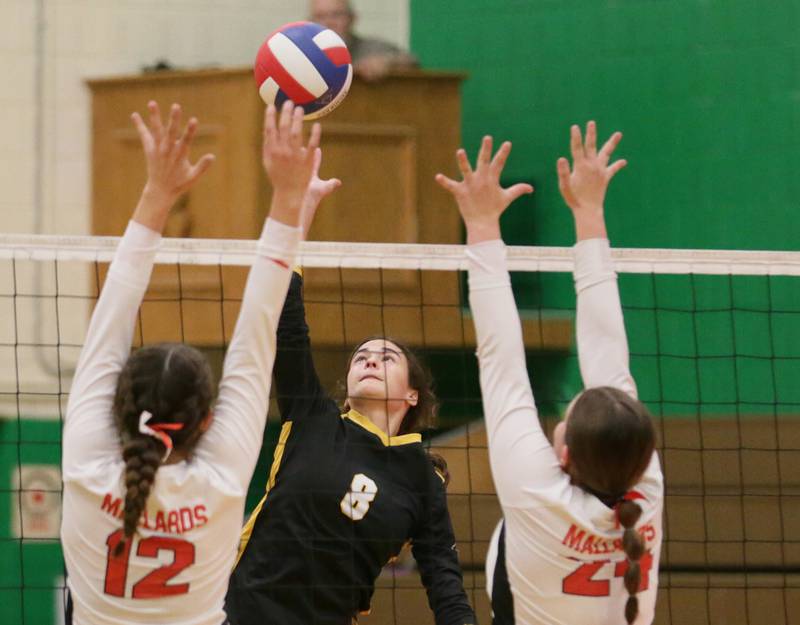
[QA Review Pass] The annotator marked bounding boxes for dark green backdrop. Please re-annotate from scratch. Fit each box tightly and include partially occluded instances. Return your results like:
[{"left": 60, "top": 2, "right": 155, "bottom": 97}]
[
  {"left": 412, "top": 0, "right": 799, "bottom": 252},
  {"left": 410, "top": 0, "right": 800, "bottom": 417}
]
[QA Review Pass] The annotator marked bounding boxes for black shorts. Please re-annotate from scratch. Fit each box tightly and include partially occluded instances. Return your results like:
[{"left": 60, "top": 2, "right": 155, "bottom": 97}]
[{"left": 491, "top": 521, "right": 515, "bottom": 625}]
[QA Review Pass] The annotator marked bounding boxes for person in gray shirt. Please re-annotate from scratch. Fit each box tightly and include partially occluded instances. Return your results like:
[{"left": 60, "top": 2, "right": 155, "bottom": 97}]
[{"left": 310, "top": 0, "right": 418, "bottom": 80}]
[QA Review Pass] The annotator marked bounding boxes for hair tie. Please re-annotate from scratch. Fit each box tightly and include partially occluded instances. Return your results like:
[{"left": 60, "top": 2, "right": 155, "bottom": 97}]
[{"left": 138, "top": 411, "right": 184, "bottom": 462}]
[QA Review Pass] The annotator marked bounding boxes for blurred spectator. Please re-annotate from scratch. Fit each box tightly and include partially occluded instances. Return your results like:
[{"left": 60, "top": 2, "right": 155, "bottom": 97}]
[{"left": 310, "top": 0, "right": 418, "bottom": 81}]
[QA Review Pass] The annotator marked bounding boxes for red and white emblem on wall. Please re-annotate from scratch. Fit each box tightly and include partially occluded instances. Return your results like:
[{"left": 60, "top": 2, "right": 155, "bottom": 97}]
[{"left": 12, "top": 464, "right": 62, "bottom": 539}]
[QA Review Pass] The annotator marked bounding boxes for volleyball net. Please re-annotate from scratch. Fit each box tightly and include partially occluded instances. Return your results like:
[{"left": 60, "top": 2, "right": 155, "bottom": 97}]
[{"left": 1, "top": 234, "right": 799, "bottom": 625}]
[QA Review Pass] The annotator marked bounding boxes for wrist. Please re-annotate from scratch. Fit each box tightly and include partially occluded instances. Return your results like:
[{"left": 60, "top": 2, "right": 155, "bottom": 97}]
[
  {"left": 572, "top": 209, "right": 607, "bottom": 241},
  {"left": 465, "top": 220, "right": 502, "bottom": 245},
  {"left": 132, "top": 185, "right": 178, "bottom": 233},
  {"left": 300, "top": 197, "right": 319, "bottom": 240},
  {"left": 269, "top": 188, "right": 306, "bottom": 227},
  {"left": 140, "top": 183, "right": 178, "bottom": 210},
  {"left": 271, "top": 187, "right": 306, "bottom": 206}
]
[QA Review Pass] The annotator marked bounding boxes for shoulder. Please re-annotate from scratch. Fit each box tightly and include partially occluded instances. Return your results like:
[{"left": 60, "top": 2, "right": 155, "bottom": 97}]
[{"left": 286, "top": 395, "right": 341, "bottom": 427}]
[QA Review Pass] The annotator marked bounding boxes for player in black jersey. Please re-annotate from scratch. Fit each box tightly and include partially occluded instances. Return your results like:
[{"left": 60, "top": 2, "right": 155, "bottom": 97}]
[{"left": 224, "top": 154, "right": 476, "bottom": 625}]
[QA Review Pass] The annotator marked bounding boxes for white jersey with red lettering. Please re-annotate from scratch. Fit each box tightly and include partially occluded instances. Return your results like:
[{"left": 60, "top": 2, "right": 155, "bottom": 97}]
[
  {"left": 60, "top": 218, "right": 299, "bottom": 625},
  {"left": 468, "top": 238, "right": 664, "bottom": 625}
]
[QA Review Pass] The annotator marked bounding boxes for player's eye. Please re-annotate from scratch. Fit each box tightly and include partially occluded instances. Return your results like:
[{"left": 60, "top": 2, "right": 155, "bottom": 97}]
[{"left": 354, "top": 355, "right": 366, "bottom": 363}]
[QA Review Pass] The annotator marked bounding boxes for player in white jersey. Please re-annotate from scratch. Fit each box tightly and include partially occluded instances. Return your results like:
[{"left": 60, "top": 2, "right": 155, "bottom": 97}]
[
  {"left": 436, "top": 123, "right": 664, "bottom": 625},
  {"left": 61, "top": 100, "right": 322, "bottom": 625}
]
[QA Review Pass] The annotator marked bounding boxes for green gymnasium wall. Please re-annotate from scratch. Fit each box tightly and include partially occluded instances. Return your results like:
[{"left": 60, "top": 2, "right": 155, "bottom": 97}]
[
  {"left": 1, "top": 420, "right": 64, "bottom": 625},
  {"left": 412, "top": 0, "right": 799, "bottom": 252},
  {"left": 411, "top": 0, "right": 800, "bottom": 419}
]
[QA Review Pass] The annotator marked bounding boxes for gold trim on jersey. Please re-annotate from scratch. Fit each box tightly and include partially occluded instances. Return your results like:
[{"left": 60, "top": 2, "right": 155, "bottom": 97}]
[
  {"left": 342, "top": 409, "right": 422, "bottom": 447},
  {"left": 234, "top": 420, "right": 293, "bottom": 568}
]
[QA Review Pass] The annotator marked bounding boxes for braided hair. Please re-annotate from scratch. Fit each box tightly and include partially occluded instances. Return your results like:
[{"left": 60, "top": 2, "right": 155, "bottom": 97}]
[
  {"left": 112, "top": 343, "right": 214, "bottom": 555},
  {"left": 564, "top": 386, "right": 655, "bottom": 624},
  {"left": 618, "top": 499, "right": 646, "bottom": 623}
]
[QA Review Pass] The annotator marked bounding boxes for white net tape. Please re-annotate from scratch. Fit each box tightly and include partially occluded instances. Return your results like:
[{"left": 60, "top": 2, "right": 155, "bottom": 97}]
[{"left": 2, "top": 233, "right": 800, "bottom": 275}]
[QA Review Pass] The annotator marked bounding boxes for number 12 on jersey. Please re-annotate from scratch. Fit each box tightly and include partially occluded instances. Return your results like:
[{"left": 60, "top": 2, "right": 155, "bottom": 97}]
[{"left": 105, "top": 529, "right": 195, "bottom": 598}]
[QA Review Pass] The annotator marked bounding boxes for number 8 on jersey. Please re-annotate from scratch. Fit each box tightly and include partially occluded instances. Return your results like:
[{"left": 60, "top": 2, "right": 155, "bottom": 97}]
[{"left": 340, "top": 474, "right": 378, "bottom": 521}]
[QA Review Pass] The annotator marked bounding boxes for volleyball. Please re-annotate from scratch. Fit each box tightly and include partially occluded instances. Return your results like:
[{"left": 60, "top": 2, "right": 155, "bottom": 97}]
[{"left": 254, "top": 21, "right": 353, "bottom": 120}]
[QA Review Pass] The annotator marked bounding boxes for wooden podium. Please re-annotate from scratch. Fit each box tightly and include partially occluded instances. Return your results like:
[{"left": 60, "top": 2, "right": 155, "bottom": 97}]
[
  {"left": 87, "top": 68, "right": 465, "bottom": 348},
  {"left": 88, "top": 68, "right": 570, "bottom": 351}
]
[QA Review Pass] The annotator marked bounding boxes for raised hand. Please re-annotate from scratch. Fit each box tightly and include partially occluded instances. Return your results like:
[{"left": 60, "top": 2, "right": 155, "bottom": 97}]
[
  {"left": 262, "top": 101, "right": 321, "bottom": 227},
  {"left": 300, "top": 147, "right": 341, "bottom": 239},
  {"left": 557, "top": 121, "right": 626, "bottom": 241},
  {"left": 131, "top": 101, "right": 215, "bottom": 232},
  {"left": 435, "top": 136, "right": 533, "bottom": 244}
]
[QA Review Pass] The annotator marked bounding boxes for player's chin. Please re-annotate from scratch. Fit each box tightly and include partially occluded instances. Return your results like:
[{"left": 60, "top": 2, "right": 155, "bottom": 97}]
[{"left": 350, "top": 381, "right": 389, "bottom": 400}]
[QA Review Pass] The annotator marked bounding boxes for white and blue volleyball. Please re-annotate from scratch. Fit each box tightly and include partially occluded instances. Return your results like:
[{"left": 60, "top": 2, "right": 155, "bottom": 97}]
[{"left": 254, "top": 21, "right": 353, "bottom": 120}]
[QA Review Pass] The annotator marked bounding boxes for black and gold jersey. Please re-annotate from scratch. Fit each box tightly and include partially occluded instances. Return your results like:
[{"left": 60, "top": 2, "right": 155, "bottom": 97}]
[{"left": 224, "top": 272, "right": 476, "bottom": 625}]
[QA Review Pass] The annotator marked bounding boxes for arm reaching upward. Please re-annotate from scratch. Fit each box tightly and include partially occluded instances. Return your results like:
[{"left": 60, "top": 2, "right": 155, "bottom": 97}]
[
  {"left": 273, "top": 147, "right": 342, "bottom": 422},
  {"left": 437, "top": 138, "right": 562, "bottom": 508},
  {"left": 197, "top": 102, "right": 324, "bottom": 490},
  {"left": 63, "top": 102, "right": 214, "bottom": 478},
  {"left": 557, "top": 121, "right": 635, "bottom": 397}
]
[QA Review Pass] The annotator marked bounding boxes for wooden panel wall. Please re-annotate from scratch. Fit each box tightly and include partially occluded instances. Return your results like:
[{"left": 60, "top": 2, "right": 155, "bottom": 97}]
[{"left": 88, "top": 68, "right": 476, "bottom": 348}]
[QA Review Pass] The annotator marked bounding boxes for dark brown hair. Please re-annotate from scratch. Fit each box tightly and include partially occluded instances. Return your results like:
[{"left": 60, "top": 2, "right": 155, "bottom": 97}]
[
  {"left": 344, "top": 336, "right": 448, "bottom": 482},
  {"left": 344, "top": 336, "right": 439, "bottom": 434},
  {"left": 618, "top": 499, "right": 646, "bottom": 623},
  {"left": 564, "top": 386, "right": 655, "bottom": 624},
  {"left": 112, "top": 343, "right": 214, "bottom": 554}
]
